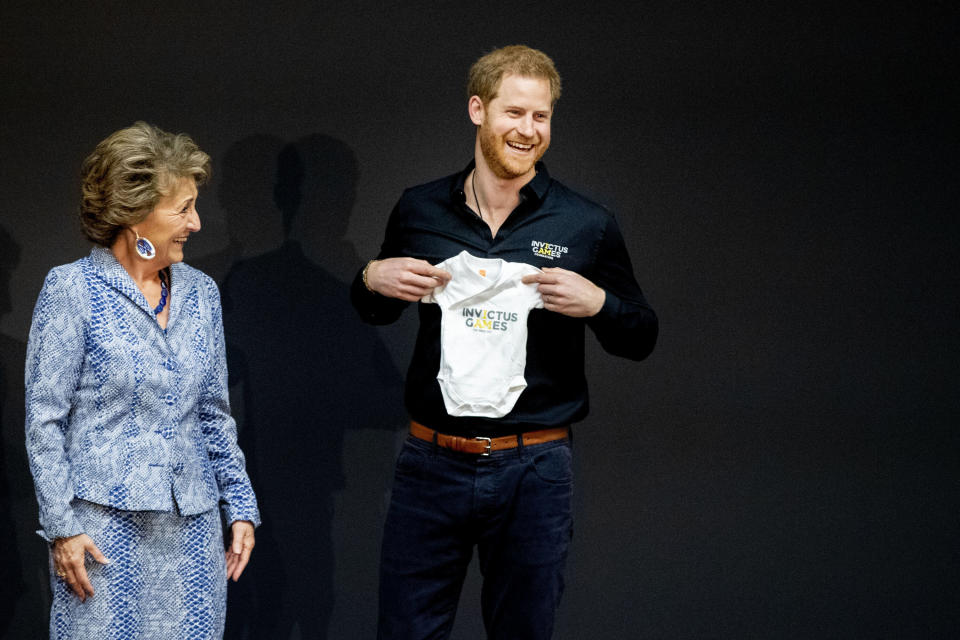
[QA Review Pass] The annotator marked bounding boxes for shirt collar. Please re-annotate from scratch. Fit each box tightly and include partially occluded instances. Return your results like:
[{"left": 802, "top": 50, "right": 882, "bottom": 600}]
[{"left": 452, "top": 160, "right": 552, "bottom": 206}]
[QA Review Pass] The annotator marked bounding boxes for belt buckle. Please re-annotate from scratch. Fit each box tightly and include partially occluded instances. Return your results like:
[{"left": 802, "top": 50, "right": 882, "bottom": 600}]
[{"left": 473, "top": 436, "right": 492, "bottom": 456}]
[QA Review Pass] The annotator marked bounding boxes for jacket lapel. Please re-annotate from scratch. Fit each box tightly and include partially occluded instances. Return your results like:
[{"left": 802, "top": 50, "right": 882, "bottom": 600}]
[{"left": 88, "top": 247, "right": 159, "bottom": 320}]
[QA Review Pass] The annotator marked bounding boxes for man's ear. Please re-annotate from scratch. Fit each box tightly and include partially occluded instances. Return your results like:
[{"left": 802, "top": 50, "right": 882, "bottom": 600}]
[{"left": 468, "top": 95, "right": 485, "bottom": 126}]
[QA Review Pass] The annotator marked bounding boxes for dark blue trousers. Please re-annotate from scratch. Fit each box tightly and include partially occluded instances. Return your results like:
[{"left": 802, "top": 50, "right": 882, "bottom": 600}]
[{"left": 378, "top": 435, "right": 574, "bottom": 640}]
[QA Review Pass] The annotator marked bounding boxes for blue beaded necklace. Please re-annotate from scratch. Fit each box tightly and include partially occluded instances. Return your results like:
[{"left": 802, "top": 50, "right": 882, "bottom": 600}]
[{"left": 154, "top": 270, "right": 169, "bottom": 314}]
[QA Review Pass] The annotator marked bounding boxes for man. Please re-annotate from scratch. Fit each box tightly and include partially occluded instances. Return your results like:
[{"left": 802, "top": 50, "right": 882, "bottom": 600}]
[{"left": 352, "top": 45, "right": 658, "bottom": 640}]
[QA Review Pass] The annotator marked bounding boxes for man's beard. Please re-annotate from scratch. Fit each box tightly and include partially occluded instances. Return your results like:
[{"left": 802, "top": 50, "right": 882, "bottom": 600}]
[{"left": 478, "top": 123, "right": 547, "bottom": 179}]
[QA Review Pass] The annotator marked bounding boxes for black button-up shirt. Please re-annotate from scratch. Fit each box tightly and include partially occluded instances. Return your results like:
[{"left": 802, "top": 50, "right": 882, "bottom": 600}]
[{"left": 351, "top": 161, "right": 657, "bottom": 437}]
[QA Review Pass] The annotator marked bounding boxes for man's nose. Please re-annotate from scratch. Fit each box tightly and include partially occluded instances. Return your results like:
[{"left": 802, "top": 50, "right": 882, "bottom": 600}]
[{"left": 516, "top": 115, "right": 535, "bottom": 138}]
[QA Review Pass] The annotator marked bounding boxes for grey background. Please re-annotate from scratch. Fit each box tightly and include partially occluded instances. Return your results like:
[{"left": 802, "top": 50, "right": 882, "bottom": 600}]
[{"left": 1, "top": 2, "right": 957, "bottom": 638}]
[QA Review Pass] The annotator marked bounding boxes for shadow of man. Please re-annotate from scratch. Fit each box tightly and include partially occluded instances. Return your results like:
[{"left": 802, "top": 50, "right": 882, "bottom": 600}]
[
  {"left": 220, "top": 134, "right": 404, "bottom": 639},
  {"left": 0, "top": 224, "right": 47, "bottom": 638}
]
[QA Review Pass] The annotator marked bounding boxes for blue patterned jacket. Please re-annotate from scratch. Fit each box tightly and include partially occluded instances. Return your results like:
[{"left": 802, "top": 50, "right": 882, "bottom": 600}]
[{"left": 26, "top": 247, "right": 260, "bottom": 541}]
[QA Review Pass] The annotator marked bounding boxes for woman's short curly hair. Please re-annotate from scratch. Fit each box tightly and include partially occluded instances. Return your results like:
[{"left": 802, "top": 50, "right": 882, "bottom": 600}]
[
  {"left": 467, "top": 45, "right": 562, "bottom": 106},
  {"left": 79, "top": 122, "right": 211, "bottom": 246}
]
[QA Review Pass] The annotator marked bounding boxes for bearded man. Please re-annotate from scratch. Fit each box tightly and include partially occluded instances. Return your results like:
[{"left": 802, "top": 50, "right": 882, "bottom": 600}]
[{"left": 352, "top": 45, "right": 658, "bottom": 640}]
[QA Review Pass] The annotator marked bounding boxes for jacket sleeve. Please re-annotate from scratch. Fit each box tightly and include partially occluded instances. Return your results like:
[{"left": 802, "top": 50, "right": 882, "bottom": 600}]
[
  {"left": 24, "top": 268, "right": 86, "bottom": 542},
  {"left": 585, "top": 213, "right": 659, "bottom": 361},
  {"left": 350, "top": 199, "right": 413, "bottom": 325},
  {"left": 198, "top": 278, "right": 261, "bottom": 527}
]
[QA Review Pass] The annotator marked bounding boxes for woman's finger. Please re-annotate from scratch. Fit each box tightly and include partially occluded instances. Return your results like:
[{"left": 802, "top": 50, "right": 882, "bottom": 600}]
[
  {"left": 74, "top": 563, "right": 95, "bottom": 599},
  {"left": 84, "top": 539, "right": 111, "bottom": 565},
  {"left": 225, "top": 552, "right": 238, "bottom": 578},
  {"left": 62, "top": 568, "right": 86, "bottom": 601}
]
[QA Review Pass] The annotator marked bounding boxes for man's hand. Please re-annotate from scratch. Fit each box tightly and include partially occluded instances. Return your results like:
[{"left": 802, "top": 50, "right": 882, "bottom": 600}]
[
  {"left": 522, "top": 268, "right": 606, "bottom": 318},
  {"left": 52, "top": 533, "right": 110, "bottom": 601},
  {"left": 225, "top": 520, "right": 255, "bottom": 582},
  {"left": 366, "top": 258, "right": 452, "bottom": 301}
]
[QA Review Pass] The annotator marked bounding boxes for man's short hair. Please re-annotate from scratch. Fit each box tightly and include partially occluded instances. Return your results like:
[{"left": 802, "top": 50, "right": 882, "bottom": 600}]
[{"left": 467, "top": 45, "right": 562, "bottom": 106}]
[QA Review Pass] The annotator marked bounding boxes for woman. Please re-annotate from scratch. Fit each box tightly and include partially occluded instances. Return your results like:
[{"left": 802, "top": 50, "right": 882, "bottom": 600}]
[{"left": 25, "top": 122, "right": 260, "bottom": 639}]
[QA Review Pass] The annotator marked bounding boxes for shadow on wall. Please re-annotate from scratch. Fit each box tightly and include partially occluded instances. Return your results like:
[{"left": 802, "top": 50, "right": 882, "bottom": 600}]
[
  {"left": 213, "top": 135, "right": 405, "bottom": 639},
  {"left": 0, "top": 224, "right": 47, "bottom": 637}
]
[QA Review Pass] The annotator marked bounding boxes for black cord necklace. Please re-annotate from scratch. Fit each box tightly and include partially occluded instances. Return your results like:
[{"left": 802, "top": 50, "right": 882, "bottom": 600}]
[{"left": 471, "top": 170, "right": 484, "bottom": 221}]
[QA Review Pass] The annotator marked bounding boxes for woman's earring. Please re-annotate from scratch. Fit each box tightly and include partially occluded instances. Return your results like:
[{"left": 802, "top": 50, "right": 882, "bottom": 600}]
[{"left": 134, "top": 230, "right": 156, "bottom": 260}]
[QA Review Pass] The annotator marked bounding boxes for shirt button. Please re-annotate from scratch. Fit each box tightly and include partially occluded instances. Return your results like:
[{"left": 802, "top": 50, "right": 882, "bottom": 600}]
[{"left": 173, "top": 462, "right": 184, "bottom": 474}]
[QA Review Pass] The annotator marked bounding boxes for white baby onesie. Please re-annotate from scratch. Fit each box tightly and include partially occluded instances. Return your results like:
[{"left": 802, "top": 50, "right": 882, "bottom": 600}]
[{"left": 422, "top": 251, "right": 544, "bottom": 418}]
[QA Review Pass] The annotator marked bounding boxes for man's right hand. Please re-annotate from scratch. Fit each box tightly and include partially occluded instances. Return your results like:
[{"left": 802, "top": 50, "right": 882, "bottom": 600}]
[
  {"left": 365, "top": 258, "right": 452, "bottom": 301},
  {"left": 52, "top": 533, "right": 110, "bottom": 602}
]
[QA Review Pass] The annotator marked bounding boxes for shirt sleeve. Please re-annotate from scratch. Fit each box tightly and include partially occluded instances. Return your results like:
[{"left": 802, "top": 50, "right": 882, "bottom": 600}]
[
  {"left": 585, "top": 213, "right": 659, "bottom": 361},
  {"left": 351, "top": 198, "right": 414, "bottom": 325},
  {"left": 197, "top": 278, "right": 261, "bottom": 527},
  {"left": 24, "top": 268, "right": 86, "bottom": 542}
]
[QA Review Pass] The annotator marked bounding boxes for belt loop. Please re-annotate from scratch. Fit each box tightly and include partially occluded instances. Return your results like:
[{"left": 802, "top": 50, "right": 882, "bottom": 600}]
[
  {"left": 517, "top": 432, "right": 526, "bottom": 461},
  {"left": 431, "top": 429, "right": 438, "bottom": 456}
]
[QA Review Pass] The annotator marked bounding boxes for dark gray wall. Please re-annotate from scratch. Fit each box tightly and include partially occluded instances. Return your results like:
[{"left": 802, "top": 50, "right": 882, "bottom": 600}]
[{"left": 1, "top": 2, "right": 957, "bottom": 638}]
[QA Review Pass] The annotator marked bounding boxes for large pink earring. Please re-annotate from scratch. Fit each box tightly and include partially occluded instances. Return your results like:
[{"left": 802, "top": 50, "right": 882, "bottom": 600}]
[{"left": 134, "top": 230, "right": 156, "bottom": 260}]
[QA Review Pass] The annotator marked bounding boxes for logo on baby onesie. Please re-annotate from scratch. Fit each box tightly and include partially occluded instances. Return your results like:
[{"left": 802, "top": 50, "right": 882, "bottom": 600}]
[
  {"left": 462, "top": 308, "right": 517, "bottom": 331},
  {"left": 531, "top": 240, "right": 568, "bottom": 260}
]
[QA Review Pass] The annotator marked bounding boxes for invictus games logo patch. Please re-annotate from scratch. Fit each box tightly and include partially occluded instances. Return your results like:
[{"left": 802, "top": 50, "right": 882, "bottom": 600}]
[
  {"left": 531, "top": 240, "right": 568, "bottom": 260},
  {"left": 462, "top": 308, "right": 517, "bottom": 331}
]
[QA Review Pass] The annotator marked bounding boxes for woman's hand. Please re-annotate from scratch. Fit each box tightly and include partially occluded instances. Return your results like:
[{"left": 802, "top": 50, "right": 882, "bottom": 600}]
[
  {"left": 52, "top": 534, "right": 110, "bottom": 602},
  {"left": 225, "top": 520, "right": 255, "bottom": 581}
]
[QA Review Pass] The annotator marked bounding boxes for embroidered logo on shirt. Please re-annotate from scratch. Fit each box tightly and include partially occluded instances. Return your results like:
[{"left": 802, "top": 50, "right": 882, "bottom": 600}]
[
  {"left": 531, "top": 240, "right": 568, "bottom": 260},
  {"left": 462, "top": 308, "right": 517, "bottom": 331}
]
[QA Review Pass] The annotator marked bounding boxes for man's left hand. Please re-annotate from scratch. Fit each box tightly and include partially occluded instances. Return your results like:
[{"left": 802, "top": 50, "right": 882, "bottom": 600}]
[{"left": 522, "top": 268, "right": 606, "bottom": 318}]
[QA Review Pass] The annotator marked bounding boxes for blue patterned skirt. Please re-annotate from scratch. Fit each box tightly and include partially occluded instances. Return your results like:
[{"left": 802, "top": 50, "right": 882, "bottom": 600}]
[{"left": 49, "top": 500, "right": 226, "bottom": 640}]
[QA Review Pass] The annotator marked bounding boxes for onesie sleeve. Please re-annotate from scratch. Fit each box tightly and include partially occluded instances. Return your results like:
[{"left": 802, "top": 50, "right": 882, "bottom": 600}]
[{"left": 517, "top": 263, "right": 544, "bottom": 310}]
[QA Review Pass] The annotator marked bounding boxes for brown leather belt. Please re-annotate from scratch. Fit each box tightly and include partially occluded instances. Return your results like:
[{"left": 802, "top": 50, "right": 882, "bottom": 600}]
[{"left": 410, "top": 420, "right": 569, "bottom": 457}]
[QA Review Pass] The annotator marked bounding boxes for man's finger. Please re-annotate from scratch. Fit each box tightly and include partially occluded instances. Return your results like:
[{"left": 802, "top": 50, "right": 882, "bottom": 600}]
[
  {"left": 522, "top": 272, "right": 559, "bottom": 285},
  {"left": 403, "top": 272, "right": 448, "bottom": 291},
  {"left": 416, "top": 265, "right": 451, "bottom": 282}
]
